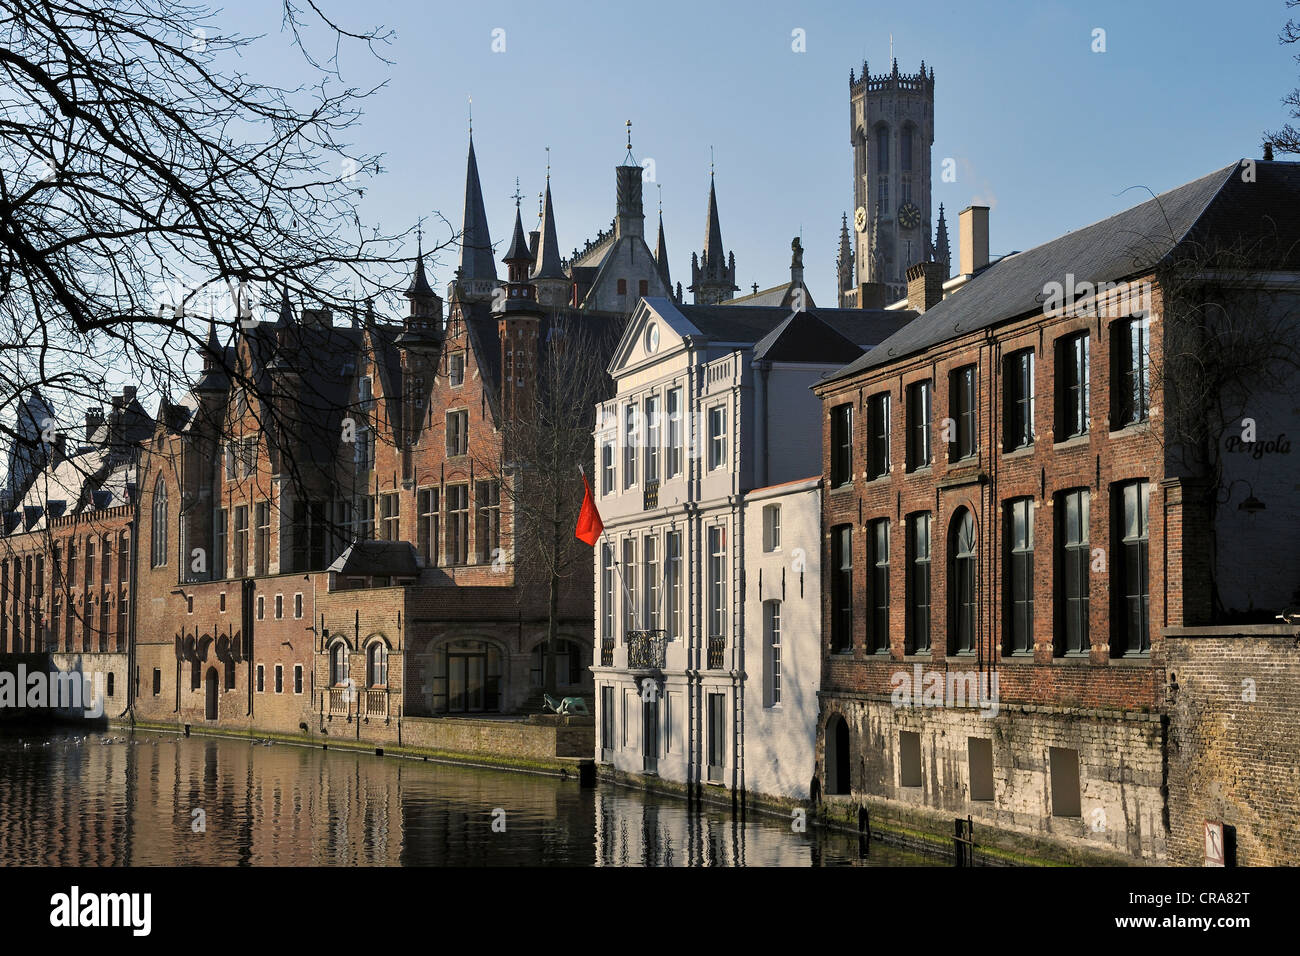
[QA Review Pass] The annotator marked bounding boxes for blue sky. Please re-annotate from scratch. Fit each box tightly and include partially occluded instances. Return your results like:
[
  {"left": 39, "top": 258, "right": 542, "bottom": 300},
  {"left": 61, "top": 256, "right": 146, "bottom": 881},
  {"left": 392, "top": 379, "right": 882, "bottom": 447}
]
[{"left": 212, "top": 0, "right": 1297, "bottom": 305}]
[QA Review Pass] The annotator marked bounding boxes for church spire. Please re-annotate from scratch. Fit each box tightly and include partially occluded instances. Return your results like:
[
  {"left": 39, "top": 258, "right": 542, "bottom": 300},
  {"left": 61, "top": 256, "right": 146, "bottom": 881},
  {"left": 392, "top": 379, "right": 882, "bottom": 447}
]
[
  {"left": 532, "top": 176, "right": 564, "bottom": 280},
  {"left": 458, "top": 133, "right": 497, "bottom": 285},
  {"left": 933, "top": 203, "right": 951, "bottom": 275},
  {"left": 837, "top": 212, "right": 854, "bottom": 306},
  {"left": 690, "top": 165, "right": 737, "bottom": 305},
  {"left": 654, "top": 188, "right": 671, "bottom": 290}
]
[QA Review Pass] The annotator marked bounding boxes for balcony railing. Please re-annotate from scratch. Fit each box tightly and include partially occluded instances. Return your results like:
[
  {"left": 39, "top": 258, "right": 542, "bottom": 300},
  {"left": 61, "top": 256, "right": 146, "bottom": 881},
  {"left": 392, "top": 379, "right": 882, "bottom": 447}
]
[
  {"left": 600, "top": 638, "right": 614, "bottom": 667},
  {"left": 626, "top": 630, "right": 666, "bottom": 671},
  {"left": 643, "top": 479, "right": 659, "bottom": 511},
  {"left": 707, "top": 636, "right": 725, "bottom": 670},
  {"left": 328, "top": 686, "right": 353, "bottom": 717},
  {"left": 364, "top": 688, "right": 388, "bottom": 719}
]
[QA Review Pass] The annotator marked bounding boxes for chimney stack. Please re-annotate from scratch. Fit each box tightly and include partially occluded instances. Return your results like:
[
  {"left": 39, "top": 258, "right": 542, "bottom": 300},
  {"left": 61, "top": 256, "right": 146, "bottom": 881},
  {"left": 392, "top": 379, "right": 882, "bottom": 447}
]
[
  {"left": 959, "top": 206, "right": 990, "bottom": 276},
  {"left": 907, "top": 261, "right": 946, "bottom": 313},
  {"left": 857, "top": 282, "right": 889, "bottom": 310}
]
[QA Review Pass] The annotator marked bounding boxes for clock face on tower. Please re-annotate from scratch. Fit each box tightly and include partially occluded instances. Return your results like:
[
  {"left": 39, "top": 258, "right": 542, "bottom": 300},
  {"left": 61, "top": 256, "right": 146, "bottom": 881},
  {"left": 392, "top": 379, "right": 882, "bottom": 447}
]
[
  {"left": 897, "top": 202, "right": 922, "bottom": 230},
  {"left": 854, "top": 206, "right": 867, "bottom": 234}
]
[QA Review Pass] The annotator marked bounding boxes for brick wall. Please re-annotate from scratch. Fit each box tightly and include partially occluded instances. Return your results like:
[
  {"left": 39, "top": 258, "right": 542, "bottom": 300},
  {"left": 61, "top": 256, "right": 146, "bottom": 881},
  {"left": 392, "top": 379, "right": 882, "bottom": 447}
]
[{"left": 1165, "top": 624, "right": 1300, "bottom": 865}]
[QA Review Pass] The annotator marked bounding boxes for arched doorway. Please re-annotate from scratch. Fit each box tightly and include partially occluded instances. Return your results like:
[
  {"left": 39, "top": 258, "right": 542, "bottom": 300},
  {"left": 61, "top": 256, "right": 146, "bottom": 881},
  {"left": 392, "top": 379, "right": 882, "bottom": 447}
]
[
  {"left": 204, "top": 667, "right": 218, "bottom": 721},
  {"left": 825, "top": 714, "right": 851, "bottom": 795}
]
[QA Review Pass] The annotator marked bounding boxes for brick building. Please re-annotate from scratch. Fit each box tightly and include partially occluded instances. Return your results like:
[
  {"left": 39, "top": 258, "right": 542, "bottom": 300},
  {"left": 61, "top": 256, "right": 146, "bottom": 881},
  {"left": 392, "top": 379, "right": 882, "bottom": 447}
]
[{"left": 811, "top": 159, "right": 1300, "bottom": 861}]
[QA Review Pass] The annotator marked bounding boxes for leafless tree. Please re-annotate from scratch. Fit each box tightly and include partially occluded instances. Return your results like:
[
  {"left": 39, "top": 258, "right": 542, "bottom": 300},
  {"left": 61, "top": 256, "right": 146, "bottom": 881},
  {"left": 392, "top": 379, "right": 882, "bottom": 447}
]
[
  {"left": 478, "top": 315, "right": 618, "bottom": 698},
  {"left": 1267, "top": 0, "right": 1300, "bottom": 153}
]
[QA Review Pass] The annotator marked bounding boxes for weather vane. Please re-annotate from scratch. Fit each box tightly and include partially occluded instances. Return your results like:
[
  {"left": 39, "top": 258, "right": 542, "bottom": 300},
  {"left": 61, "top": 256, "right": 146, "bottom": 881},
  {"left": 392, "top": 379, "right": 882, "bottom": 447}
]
[{"left": 512, "top": 178, "right": 522, "bottom": 208}]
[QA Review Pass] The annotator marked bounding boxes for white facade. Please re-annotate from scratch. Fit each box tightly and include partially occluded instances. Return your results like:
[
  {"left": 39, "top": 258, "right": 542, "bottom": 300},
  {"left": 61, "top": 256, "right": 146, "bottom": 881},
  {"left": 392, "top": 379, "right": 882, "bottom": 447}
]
[
  {"left": 741, "top": 479, "right": 821, "bottom": 801},
  {"left": 591, "top": 297, "right": 839, "bottom": 803}
]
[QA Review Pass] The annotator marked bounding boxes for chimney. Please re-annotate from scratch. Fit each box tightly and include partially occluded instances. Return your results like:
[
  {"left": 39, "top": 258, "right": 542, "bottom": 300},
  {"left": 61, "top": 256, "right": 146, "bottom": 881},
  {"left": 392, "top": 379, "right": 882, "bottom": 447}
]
[
  {"left": 857, "top": 282, "right": 889, "bottom": 310},
  {"left": 907, "top": 261, "right": 946, "bottom": 313},
  {"left": 52, "top": 432, "right": 67, "bottom": 465},
  {"left": 84, "top": 407, "right": 104, "bottom": 441},
  {"left": 122, "top": 386, "right": 137, "bottom": 404},
  {"left": 959, "top": 206, "right": 990, "bottom": 276}
]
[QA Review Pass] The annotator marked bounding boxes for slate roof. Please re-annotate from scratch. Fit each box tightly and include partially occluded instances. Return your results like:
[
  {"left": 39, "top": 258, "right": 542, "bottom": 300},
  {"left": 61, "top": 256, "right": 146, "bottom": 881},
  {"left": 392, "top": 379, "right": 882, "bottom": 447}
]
[
  {"left": 825, "top": 160, "right": 1300, "bottom": 383},
  {"left": 672, "top": 302, "right": 916, "bottom": 353},
  {"left": 327, "top": 539, "right": 421, "bottom": 577}
]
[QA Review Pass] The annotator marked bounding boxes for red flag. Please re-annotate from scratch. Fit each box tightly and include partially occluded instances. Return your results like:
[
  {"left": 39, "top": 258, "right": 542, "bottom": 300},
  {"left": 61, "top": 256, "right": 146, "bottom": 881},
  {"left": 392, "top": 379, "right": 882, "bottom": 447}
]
[{"left": 575, "top": 471, "right": 604, "bottom": 546}]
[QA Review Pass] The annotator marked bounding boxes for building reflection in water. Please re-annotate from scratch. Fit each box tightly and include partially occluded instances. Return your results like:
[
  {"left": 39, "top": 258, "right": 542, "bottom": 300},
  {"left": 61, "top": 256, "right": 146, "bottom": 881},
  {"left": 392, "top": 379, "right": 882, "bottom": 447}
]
[{"left": 0, "top": 730, "right": 939, "bottom": 866}]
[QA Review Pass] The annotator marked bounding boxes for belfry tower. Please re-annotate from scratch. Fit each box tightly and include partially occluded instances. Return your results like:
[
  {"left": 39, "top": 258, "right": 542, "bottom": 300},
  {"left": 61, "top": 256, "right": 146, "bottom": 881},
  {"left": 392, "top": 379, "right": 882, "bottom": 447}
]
[{"left": 847, "top": 59, "right": 935, "bottom": 303}]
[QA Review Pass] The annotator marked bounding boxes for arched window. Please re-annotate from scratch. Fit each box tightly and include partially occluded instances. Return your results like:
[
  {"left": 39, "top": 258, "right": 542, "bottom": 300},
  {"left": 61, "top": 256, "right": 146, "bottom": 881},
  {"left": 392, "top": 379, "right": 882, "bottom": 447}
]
[
  {"left": 151, "top": 477, "right": 168, "bottom": 567},
  {"left": 367, "top": 642, "right": 388, "bottom": 687},
  {"left": 901, "top": 123, "right": 914, "bottom": 171},
  {"left": 330, "top": 642, "right": 349, "bottom": 686},
  {"left": 950, "top": 509, "right": 976, "bottom": 654},
  {"left": 875, "top": 125, "right": 890, "bottom": 173}
]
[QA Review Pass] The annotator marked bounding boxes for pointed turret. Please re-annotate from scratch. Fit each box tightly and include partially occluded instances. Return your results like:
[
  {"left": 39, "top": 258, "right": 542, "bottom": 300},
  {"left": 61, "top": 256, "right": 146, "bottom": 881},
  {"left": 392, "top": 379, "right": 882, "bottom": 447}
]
[
  {"left": 532, "top": 177, "right": 569, "bottom": 306},
  {"left": 933, "top": 203, "right": 951, "bottom": 276},
  {"left": 689, "top": 173, "right": 738, "bottom": 305},
  {"left": 654, "top": 209, "right": 671, "bottom": 289},
  {"left": 497, "top": 201, "right": 540, "bottom": 316},
  {"left": 275, "top": 284, "right": 293, "bottom": 328},
  {"left": 456, "top": 134, "right": 498, "bottom": 301},
  {"left": 837, "top": 212, "right": 854, "bottom": 307}
]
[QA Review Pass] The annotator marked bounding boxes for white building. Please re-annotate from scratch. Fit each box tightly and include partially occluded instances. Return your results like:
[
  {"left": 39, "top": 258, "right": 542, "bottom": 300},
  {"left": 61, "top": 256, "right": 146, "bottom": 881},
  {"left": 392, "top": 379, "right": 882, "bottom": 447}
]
[{"left": 591, "top": 296, "right": 911, "bottom": 806}]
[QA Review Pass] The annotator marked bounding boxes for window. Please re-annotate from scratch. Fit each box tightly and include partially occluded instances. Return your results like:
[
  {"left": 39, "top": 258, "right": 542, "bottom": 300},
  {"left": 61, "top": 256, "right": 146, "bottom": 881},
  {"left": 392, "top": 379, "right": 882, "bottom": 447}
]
[
  {"left": 476, "top": 481, "right": 500, "bottom": 563},
  {"left": 254, "top": 501, "right": 270, "bottom": 576},
  {"left": 446, "top": 485, "right": 469, "bottom": 565},
  {"left": 830, "top": 403, "right": 853, "bottom": 486},
  {"left": 868, "top": 519, "right": 890, "bottom": 653},
  {"left": 224, "top": 444, "right": 236, "bottom": 480},
  {"left": 638, "top": 279, "right": 648, "bottom": 296},
  {"left": 1057, "top": 489, "right": 1090, "bottom": 655},
  {"left": 600, "top": 437, "right": 616, "bottom": 496},
  {"left": 274, "top": 594, "right": 283, "bottom": 619},
  {"left": 330, "top": 643, "right": 349, "bottom": 686},
  {"left": 106, "top": 673, "right": 115, "bottom": 698},
  {"left": 355, "top": 427, "right": 375, "bottom": 471},
  {"left": 224, "top": 656, "right": 235, "bottom": 690},
  {"left": 294, "top": 593, "right": 303, "bottom": 619},
  {"left": 448, "top": 350, "right": 466, "bottom": 387},
  {"left": 907, "top": 513, "right": 931, "bottom": 653},
  {"left": 707, "top": 526, "right": 726, "bottom": 638},
  {"left": 240, "top": 437, "right": 258, "bottom": 477},
  {"left": 152, "top": 668, "right": 161, "bottom": 696},
  {"left": 1115, "top": 480, "right": 1150, "bottom": 656},
  {"left": 764, "top": 601, "right": 782, "bottom": 706},
  {"left": 949, "top": 365, "right": 977, "bottom": 461},
  {"left": 256, "top": 595, "right": 264, "bottom": 620},
  {"left": 1004, "top": 349, "right": 1035, "bottom": 450},
  {"left": 901, "top": 125, "right": 913, "bottom": 171},
  {"left": 151, "top": 477, "right": 168, "bottom": 566},
  {"left": 666, "top": 388, "right": 683, "bottom": 478},
  {"left": 357, "top": 495, "right": 375, "bottom": 541},
  {"left": 257, "top": 664, "right": 265, "bottom": 693},
  {"left": 830, "top": 524, "right": 852, "bottom": 653},
  {"left": 762, "top": 504, "right": 781, "bottom": 552},
  {"left": 367, "top": 642, "right": 388, "bottom": 686},
  {"left": 186, "top": 595, "right": 193, "bottom": 614},
  {"left": 645, "top": 394, "right": 660, "bottom": 484},
  {"left": 866, "top": 392, "right": 890, "bottom": 479},
  {"left": 949, "top": 509, "right": 976, "bottom": 655},
  {"left": 418, "top": 488, "right": 440, "bottom": 566},
  {"left": 875, "top": 124, "right": 890, "bottom": 172},
  {"left": 708, "top": 405, "right": 727, "bottom": 471},
  {"left": 380, "top": 493, "right": 400, "bottom": 541},
  {"left": 600, "top": 685, "right": 615, "bottom": 757},
  {"left": 617, "top": 278, "right": 627, "bottom": 296},
  {"left": 219, "top": 592, "right": 226, "bottom": 612},
  {"left": 906, "top": 380, "right": 932, "bottom": 470},
  {"left": 623, "top": 404, "right": 639, "bottom": 487},
  {"left": 213, "top": 508, "right": 227, "bottom": 579},
  {"left": 1057, "top": 332, "right": 1090, "bottom": 439},
  {"left": 274, "top": 665, "right": 283, "bottom": 694},
  {"left": 622, "top": 538, "right": 637, "bottom": 636},
  {"left": 233, "top": 505, "right": 248, "bottom": 577},
  {"left": 1112, "top": 317, "right": 1150, "bottom": 427},
  {"left": 600, "top": 544, "right": 614, "bottom": 641},
  {"left": 666, "top": 531, "right": 682, "bottom": 640},
  {"left": 643, "top": 535, "right": 660, "bottom": 632},
  {"left": 1005, "top": 498, "right": 1035, "bottom": 655},
  {"left": 707, "top": 692, "right": 726, "bottom": 780},
  {"left": 447, "top": 409, "right": 469, "bottom": 456},
  {"left": 294, "top": 665, "right": 303, "bottom": 694}
]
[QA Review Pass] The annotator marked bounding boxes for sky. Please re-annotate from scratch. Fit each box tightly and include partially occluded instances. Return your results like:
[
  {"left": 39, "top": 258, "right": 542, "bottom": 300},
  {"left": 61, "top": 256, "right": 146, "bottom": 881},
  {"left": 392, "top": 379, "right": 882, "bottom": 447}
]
[{"left": 202, "top": 0, "right": 1296, "bottom": 309}]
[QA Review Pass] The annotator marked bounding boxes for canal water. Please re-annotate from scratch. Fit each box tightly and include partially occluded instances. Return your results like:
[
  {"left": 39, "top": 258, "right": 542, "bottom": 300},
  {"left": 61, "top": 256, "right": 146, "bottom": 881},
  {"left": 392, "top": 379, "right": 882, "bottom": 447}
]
[{"left": 0, "top": 728, "right": 941, "bottom": 866}]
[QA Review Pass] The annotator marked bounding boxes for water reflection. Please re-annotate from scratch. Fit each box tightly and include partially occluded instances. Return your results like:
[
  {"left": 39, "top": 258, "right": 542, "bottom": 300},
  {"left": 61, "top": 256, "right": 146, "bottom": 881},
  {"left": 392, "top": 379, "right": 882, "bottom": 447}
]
[{"left": 0, "top": 729, "right": 939, "bottom": 866}]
